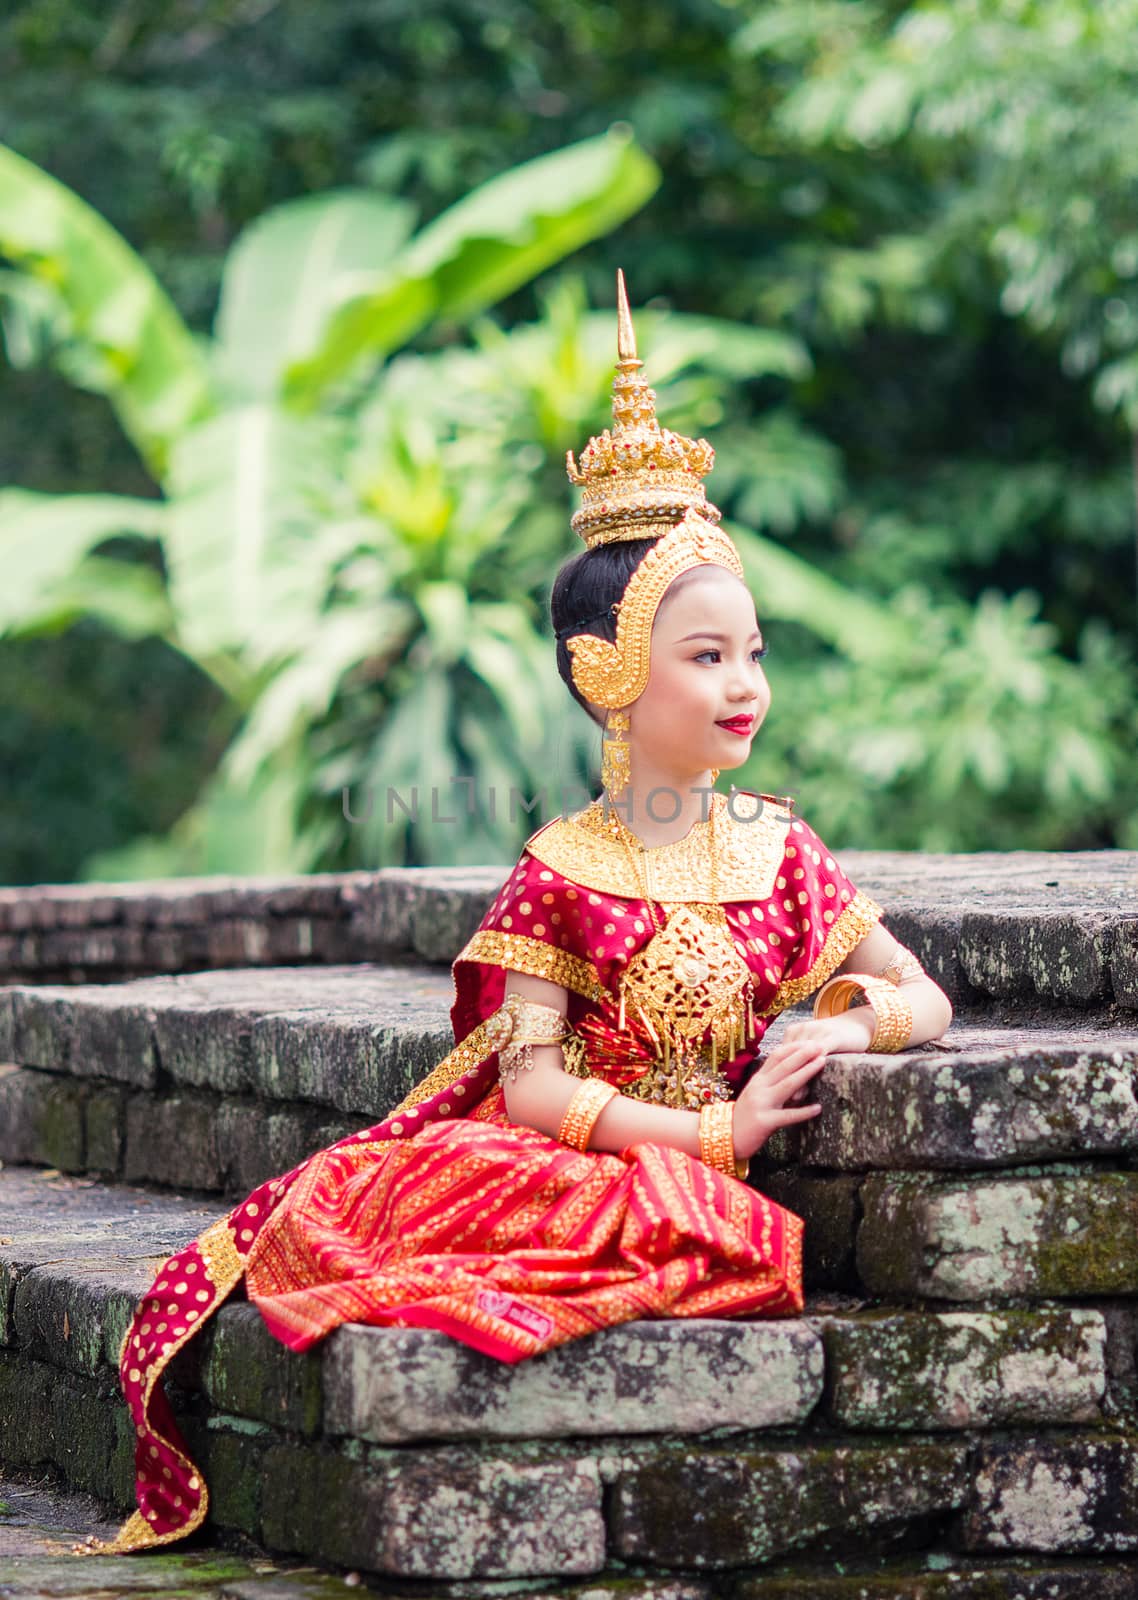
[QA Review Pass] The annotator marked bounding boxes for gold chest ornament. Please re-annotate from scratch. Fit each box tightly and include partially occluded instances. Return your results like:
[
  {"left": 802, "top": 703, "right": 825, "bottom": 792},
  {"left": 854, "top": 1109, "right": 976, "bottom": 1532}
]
[
  {"left": 606, "top": 801, "right": 758, "bottom": 1109},
  {"left": 617, "top": 901, "right": 756, "bottom": 1108}
]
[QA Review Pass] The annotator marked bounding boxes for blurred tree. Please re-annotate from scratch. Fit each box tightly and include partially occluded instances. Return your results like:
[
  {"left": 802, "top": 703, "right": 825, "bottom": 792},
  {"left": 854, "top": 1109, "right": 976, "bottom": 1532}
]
[
  {"left": 0, "top": 0, "right": 1134, "bottom": 878},
  {"left": 0, "top": 133, "right": 675, "bottom": 870}
]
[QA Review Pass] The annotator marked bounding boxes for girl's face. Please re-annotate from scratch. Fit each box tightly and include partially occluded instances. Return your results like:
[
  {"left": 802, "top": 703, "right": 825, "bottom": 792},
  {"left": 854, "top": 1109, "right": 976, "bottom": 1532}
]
[{"left": 626, "top": 566, "right": 769, "bottom": 780}]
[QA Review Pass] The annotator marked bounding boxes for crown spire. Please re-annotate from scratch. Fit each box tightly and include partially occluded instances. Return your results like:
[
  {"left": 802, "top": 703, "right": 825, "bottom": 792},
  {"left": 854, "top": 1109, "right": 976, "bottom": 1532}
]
[
  {"left": 566, "top": 270, "right": 720, "bottom": 549},
  {"left": 615, "top": 268, "right": 640, "bottom": 368}
]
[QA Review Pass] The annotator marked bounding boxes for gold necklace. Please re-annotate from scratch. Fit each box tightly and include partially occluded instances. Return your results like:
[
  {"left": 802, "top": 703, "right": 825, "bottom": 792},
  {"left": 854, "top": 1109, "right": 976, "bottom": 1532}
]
[
  {"left": 606, "top": 794, "right": 720, "bottom": 922},
  {"left": 604, "top": 796, "right": 753, "bottom": 1101}
]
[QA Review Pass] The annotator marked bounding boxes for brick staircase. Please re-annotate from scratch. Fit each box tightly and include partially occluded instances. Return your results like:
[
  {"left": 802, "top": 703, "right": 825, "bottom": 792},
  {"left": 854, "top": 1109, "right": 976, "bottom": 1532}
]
[{"left": 0, "top": 849, "right": 1136, "bottom": 1596}]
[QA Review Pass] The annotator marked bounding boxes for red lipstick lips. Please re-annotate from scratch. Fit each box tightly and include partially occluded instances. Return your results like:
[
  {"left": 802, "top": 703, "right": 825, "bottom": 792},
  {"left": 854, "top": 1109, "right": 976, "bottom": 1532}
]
[{"left": 716, "top": 715, "right": 754, "bottom": 736}]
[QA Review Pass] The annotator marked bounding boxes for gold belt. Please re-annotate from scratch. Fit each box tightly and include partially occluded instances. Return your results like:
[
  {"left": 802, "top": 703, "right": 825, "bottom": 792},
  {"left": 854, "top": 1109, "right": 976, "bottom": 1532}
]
[{"left": 563, "top": 1033, "right": 733, "bottom": 1110}]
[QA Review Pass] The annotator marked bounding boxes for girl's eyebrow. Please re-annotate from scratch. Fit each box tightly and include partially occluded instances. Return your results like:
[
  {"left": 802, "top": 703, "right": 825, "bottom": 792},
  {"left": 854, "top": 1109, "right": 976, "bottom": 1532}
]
[{"left": 677, "top": 629, "right": 763, "bottom": 643}]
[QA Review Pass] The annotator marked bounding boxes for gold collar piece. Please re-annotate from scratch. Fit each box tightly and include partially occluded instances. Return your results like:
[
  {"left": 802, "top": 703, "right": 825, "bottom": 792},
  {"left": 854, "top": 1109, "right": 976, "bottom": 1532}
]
[{"left": 524, "top": 790, "right": 794, "bottom": 904}]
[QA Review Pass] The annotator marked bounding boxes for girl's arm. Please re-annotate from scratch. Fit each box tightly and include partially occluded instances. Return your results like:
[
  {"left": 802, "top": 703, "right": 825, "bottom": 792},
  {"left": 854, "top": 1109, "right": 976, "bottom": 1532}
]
[
  {"left": 765, "top": 923, "right": 954, "bottom": 1075},
  {"left": 499, "top": 971, "right": 823, "bottom": 1163},
  {"left": 835, "top": 922, "right": 953, "bottom": 1041}
]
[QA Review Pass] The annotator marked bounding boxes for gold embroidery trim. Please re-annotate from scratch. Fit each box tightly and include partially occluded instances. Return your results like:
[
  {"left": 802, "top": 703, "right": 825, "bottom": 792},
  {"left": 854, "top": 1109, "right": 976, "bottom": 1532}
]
[
  {"left": 524, "top": 791, "right": 793, "bottom": 903},
  {"left": 455, "top": 930, "right": 606, "bottom": 1004},
  {"left": 84, "top": 1223, "right": 248, "bottom": 1556},
  {"left": 757, "top": 890, "right": 884, "bottom": 1017},
  {"left": 199, "top": 1219, "right": 243, "bottom": 1288}
]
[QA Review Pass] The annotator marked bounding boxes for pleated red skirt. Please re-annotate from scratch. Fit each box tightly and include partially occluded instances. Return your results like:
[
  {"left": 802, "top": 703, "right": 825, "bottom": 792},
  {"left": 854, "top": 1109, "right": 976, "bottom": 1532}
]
[{"left": 245, "top": 1087, "right": 804, "bottom": 1363}]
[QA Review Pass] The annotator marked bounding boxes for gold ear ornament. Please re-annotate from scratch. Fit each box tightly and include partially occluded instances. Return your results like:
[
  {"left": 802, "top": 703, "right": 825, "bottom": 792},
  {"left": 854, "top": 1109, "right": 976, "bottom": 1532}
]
[{"left": 600, "top": 707, "right": 631, "bottom": 797}]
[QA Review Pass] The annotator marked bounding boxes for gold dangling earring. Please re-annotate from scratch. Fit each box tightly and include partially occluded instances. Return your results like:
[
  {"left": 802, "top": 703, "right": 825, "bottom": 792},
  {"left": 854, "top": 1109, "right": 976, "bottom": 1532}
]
[
  {"left": 601, "top": 708, "right": 631, "bottom": 798},
  {"left": 709, "top": 768, "right": 720, "bottom": 784}
]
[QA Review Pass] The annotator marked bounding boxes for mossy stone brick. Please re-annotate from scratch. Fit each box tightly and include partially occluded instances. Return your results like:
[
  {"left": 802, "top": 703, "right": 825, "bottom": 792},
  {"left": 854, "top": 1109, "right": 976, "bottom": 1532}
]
[
  {"left": 958, "top": 910, "right": 1116, "bottom": 1005},
  {"left": 0, "top": 1066, "right": 86, "bottom": 1170},
  {"left": 857, "top": 1171, "right": 1138, "bottom": 1300},
  {"left": 611, "top": 1440, "right": 969, "bottom": 1568},
  {"left": 750, "top": 1168, "right": 861, "bottom": 1288},
  {"left": 788, "top": 1044, "right": 1138, "bottom": 1171},
  {"left": 821, "top": 1309, "right": 1108, "bottom": 1429},
  {"left": 261, "top": 1441, "right": 605, "bottom": 1579},
  {"left": 325, "top": 1319, "right": 822, "bottom": 1443},
  {"left": 123, "top": 1090, "right": 224, "bottom": 1190},
  {"left": 197, "top": 1303, "right": 322, "bottom": 1435},
  {"left": 84, "top": 1083, "right": 125, "bottom": 1173},
  {"left": 963, "top": 1434, "right": 1138, "bottom": 1553},
  {"left": 737, "top": 1559, "right": 1138, "bottom": 1598}
]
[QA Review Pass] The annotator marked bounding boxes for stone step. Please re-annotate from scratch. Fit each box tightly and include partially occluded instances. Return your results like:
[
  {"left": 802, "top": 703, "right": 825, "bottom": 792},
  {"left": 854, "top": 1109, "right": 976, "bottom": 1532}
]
[
  {"left": 883, "top": 902, "right": 1137, "bottom": 1013},
  {"left": 0, "top": 964, "right": 455, "bottom": 1106},
  {"left": 0, "top": 866, "right": 506, "bottom": 983},
  {"left": 758, "top": 1161, "right": 1138, "bottom": 1301},
  {"left": 1, "top": 964, "right": 1135, "bottom": 1195},
  {"left": 0, "top": 1472, "right": 356, "bottom": 1600},
  {"left": 1, "top": 1165, "right": 1135, "bottom": 1585},
  {"left": 10, "top": 1464, "right": 1137, "bottom": 1600},
  {"left": 738, "top": 1560, "right": 1138, "bottom": 1599},
  {"left": 1, "top": 848, "right": 1135, "bottom": 1012},
  {"left": 769, "top": 1013, "right": 1138, "bottom": 1170}
]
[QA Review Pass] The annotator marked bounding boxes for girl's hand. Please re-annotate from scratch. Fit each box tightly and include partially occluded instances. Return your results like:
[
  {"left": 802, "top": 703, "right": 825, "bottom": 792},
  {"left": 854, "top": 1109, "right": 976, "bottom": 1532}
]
[
  {"left": 766, "top": 1012, "right": 876, "bottom": 1088},
  {"left": 731, "top": 1012, "right": 876, "bottom": 1158}
]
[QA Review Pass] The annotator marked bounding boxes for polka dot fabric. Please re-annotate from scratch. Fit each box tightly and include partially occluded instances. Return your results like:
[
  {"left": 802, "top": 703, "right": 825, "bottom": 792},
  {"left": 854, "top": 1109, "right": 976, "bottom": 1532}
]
[
  {"left": 451, "top": 815, "right": 884, "bottom": 1051},
  {"left": 750, "top": 815, "right": 884, "bottom": 1018}
]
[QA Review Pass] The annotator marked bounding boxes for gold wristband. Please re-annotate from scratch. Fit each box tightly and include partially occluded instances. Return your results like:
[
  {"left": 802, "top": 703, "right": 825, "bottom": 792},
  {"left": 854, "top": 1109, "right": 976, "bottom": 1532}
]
[
  {"left": 698, "top": 1101, "right": 748, "bottom": 1180},
  {"left": 558, "top": 1079, "right": 619, "bottom": 1151},
  {"left": 813, "top": 973, "right": 913, "bottom": 1053}
]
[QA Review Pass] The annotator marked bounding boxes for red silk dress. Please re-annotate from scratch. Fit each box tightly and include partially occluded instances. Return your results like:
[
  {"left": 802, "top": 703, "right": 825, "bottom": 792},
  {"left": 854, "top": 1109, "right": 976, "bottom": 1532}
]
[{"left": 101, "top": 792, "right": 883, "bottom": 1553}]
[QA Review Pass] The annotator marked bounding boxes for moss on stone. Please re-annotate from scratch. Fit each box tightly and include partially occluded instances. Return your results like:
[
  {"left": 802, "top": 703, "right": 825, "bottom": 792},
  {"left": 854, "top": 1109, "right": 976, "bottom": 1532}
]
[
  {"left": 612, "top": 1440, "right": 968, "bottom": 1568},
  {"left": 823, "top": 1309, "right": 1106, "bottom": 1429}
]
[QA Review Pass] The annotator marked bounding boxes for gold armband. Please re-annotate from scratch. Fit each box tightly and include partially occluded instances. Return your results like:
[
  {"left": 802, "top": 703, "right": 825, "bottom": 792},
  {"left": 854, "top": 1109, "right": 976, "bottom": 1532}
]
[
  {"left": 875, "top": 943, "right": 926, "bottom": 985},
  {"left": 484, "top": 992, "right": 573, "bottom": 1085},
  {"left": 558, "top": 1079, "right": 619, "bottom": 1151},
  {"left": 698, "top": 1101, "right": 748, "bottom": 1181},
  {"left": 813, "top": 972, "right": 913, "bottom": 1053}
]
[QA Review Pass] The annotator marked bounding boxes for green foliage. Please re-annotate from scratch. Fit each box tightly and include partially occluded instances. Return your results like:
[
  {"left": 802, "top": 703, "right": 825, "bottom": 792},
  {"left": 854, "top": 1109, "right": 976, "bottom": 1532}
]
[
  {"left": 0, "top": 132, "right": 665, "bottom": 874},
  {"left": 761, "top": 0, "right": 1138, "bottom": 429},
  {"left": 756, "top": 590, "right": 1136, "bottom": 851},
  {"left": 283, "top": 133, "right": 660, "bottom": 401},
  {"left": 0, "top": 490, "right": 167, "bottom": 633},
  {"left": 0, "top": 0, "right": 1135, "bottom": 880},
  {"left": 0, "top": 144, "right": 211, "bottom": 474}
]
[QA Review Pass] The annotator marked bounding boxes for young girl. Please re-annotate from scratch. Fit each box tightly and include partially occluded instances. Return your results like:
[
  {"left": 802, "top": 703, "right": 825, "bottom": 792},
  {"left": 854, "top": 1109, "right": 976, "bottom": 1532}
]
[{"left": 99, "top": 272, "right": 953, "bottom": 1555}]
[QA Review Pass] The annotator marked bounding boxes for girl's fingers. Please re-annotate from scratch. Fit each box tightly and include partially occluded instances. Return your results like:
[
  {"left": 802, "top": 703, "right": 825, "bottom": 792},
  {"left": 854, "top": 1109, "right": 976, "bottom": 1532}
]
[
  {"left": 784, "top": 1056, "right": 827, "bottom": 1090},
  {"left": 772, "top": 1102, "right": 823, "bottom": 1125},
  {"left": 772, "top": 1058, "right": 826, "bottom": 1106},
  {"left": 761, "top": 1043, "right": 825, "bottom": 1068},
  {"left": 759, "top": 1043, "right": 825, "bottom": 1081}
]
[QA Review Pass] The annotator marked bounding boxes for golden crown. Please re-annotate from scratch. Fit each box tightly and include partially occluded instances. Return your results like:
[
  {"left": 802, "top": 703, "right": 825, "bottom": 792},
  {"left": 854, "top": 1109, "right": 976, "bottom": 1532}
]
[{"left": 566, "top": 270, "right": 721, "bottom": 549}]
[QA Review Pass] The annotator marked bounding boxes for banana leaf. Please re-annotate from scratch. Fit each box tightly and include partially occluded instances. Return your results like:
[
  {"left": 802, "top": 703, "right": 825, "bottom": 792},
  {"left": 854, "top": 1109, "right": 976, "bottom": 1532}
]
[
  {"left": 214, "top": 189, "right": 418, "bottom": 402},
  {"left": 0, "top": 489, "right": 167, "bottom": 634},
  {"left": 0, "top": 143, "right": 211, "bottom": 475},
  {"left": 284, "top": 130, "right": 660, "bottom": 403},
  {"left": 164, "top": 403, "right": 349, "bottom": 671}
]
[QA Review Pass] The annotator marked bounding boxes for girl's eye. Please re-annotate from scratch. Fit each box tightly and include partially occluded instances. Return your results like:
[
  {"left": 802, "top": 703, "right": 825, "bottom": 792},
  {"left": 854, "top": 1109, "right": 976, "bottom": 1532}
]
[{"left": 693, "top": 643, "right": 769, "bottom": 664}]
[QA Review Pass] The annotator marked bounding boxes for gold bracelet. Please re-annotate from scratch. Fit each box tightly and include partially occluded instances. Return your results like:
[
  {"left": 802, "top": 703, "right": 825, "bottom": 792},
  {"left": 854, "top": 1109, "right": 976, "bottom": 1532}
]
[
  {"left": 813, "top": 973, "right": 913, "bottom": 1053},
  {"left": 485, "top": 992, "right": 574, "bottom": 1084},
  {"left": 558, "top": 1079, "right": 619, "bottom": 1151},
  {"left": 698, "top": 1102, "right": 748, "bottom": 1180}
]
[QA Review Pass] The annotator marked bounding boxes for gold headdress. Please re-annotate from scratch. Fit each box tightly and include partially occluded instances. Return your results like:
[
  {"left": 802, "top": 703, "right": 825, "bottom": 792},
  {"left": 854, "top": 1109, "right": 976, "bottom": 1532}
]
[{"left": 564, "top": 271, "right": 745, "bottom": 714}]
